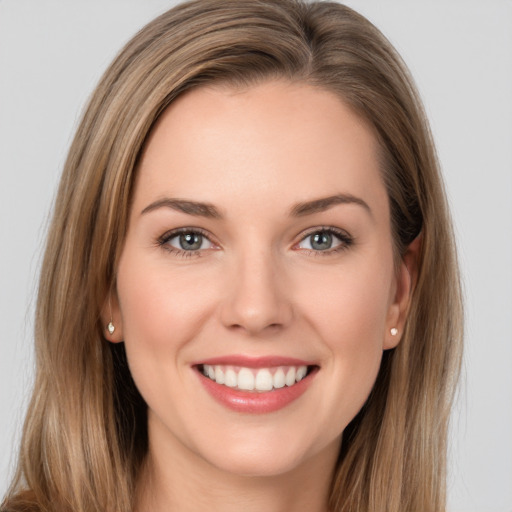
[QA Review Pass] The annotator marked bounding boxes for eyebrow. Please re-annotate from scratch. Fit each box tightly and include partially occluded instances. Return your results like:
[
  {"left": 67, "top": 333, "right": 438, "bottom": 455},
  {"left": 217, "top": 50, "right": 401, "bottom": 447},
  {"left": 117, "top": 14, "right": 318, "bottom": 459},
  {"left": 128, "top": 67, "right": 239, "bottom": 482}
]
[
  {"left": 140, "top": 193, "right": 372, "bottom": 220},
  {"left": 141, "top": 198, "right": 222, "bottom": 219},
  {"left": 289, "top": 194, "right": 372, "bottom": 217}
]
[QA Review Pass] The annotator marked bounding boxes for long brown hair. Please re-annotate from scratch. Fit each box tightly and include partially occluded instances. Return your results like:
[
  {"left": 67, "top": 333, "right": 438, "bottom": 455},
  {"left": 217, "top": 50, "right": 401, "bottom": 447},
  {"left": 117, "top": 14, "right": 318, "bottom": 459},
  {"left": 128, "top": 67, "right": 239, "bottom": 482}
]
[{"left": 2, "top": 1, "right": 463, "bottom": 511}]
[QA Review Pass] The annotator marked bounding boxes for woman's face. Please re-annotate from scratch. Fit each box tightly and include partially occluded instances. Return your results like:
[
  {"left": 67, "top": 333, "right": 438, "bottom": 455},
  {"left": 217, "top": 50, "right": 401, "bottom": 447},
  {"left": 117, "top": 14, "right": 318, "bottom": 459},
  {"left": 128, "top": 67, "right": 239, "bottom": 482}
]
[{"left": 109, "top": 80, "right": 412, "bottom": 478}]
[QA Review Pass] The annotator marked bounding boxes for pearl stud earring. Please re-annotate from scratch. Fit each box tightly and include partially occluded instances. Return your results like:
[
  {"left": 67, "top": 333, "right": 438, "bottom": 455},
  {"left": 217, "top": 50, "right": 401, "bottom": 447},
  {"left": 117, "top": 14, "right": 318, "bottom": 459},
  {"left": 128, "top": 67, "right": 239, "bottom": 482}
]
[
  {"left": 390, "top": 327, "right": 398, "bottom": 336},
  {"left": 107, "top": 294, "right": 115, "bottom": 335}
]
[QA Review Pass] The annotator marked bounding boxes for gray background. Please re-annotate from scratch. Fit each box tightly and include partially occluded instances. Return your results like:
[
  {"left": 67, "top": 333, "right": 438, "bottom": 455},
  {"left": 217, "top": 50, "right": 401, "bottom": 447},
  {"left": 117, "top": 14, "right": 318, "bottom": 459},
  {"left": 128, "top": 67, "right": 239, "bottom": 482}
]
[{"left": 1, "top": 1, "right": 511, "bottom": 511}]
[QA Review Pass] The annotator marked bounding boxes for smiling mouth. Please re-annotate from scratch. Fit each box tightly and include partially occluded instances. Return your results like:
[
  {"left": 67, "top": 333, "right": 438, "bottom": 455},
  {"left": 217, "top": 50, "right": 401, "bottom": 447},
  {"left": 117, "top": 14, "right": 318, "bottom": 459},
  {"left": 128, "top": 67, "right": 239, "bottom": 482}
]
[{"left": 197, "top": 364, "right": 316, "bottom": 393}]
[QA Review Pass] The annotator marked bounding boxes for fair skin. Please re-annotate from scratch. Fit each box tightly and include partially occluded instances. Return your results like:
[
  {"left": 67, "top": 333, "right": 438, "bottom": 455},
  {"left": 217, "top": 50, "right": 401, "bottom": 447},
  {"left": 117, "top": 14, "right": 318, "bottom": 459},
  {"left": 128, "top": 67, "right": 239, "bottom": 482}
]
[{"left": 104, "top": 80, "right": 415, "bottom": 512}]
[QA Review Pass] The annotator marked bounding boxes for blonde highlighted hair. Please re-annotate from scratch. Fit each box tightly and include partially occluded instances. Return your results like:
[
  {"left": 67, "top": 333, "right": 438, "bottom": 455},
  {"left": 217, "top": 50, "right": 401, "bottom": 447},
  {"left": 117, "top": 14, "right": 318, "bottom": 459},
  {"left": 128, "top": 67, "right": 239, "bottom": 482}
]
[{"left": 2, "top": 1, "right": 463, "bottom": 511}]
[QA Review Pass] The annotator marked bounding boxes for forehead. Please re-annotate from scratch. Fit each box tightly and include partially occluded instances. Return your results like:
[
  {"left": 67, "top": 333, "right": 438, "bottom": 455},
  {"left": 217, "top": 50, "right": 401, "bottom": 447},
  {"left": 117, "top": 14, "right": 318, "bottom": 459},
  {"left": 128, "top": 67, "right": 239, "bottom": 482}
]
[{"left": 134, "top": 80, "right": 387, "bottom": 217}]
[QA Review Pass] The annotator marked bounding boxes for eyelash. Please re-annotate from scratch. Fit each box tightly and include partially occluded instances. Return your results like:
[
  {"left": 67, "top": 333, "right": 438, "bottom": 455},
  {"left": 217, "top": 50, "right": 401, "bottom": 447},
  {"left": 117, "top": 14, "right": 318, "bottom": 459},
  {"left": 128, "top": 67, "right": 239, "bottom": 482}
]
[
  {"left": 157, "top": 226, "right": 354, "bottom": 258},
  {"left": 157, "top": 227, "right": 214, "bottom": 258},
  {"left": 296, "top": 226, "right": 354, "bottom": 256}
]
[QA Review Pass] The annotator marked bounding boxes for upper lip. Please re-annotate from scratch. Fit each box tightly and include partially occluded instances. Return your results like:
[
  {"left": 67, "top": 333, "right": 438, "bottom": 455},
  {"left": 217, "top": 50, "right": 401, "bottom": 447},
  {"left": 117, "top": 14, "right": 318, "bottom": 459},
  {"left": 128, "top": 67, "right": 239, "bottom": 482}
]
[{"left": 192, "top": 354, "right": 317, "bottom": 368}]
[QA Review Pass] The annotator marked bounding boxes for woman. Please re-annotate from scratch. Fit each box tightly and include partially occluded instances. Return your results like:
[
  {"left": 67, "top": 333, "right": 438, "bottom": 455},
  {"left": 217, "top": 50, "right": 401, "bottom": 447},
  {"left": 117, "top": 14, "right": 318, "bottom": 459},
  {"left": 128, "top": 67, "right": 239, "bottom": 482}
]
[{"left": 2, "top": 1, "right": 463, "bottom": 511}]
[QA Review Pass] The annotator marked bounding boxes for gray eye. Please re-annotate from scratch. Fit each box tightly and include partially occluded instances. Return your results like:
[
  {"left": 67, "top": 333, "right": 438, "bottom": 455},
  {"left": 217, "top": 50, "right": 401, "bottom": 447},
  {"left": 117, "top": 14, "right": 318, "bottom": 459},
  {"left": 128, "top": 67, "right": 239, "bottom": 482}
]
[
  {"left": 297, "top": 230, "right": 344, "bottom": 252},
  {"left": 168, "top": 232, "right": 212, "bottom": 251},
  {"left": 310, "top": 232, "right": 333, "bottom": 251},
  {"left": 180, "top": 233, "right": 203, "bottom": 250}
]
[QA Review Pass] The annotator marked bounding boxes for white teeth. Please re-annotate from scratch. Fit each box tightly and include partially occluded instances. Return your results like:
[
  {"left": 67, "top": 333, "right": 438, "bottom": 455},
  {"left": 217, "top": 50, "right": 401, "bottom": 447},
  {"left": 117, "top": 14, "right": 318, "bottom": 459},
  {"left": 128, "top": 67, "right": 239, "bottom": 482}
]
[
  {"left": 202, "top": 364, "right": 311, "bottom": 391},
  {"left": 273, "top": 368, "right": 286, "bottom": 389},
  {"left": 285, "top": 367, "right": 296, "bottom": 386},
  {"left": 224, "top": 368, "right": 237, "bottom": 388},
  {"left": 214, "top": 365, "right": 225, "bottom": 384},
  {"left": 238, "top": 368, "right": 255, "bottom": 390},
  {"left": 255, "top": 369, "right": 273, "bottom": 391},
  {"left": 296, "top": 366, "right": 307, "bottom": 381}
]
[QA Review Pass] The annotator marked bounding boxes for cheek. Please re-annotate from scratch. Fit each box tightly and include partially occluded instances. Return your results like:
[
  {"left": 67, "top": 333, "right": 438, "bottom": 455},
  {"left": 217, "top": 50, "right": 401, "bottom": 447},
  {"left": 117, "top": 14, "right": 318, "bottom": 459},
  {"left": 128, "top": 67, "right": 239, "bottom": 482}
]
[
  {"left": 117, "top": 249, "right": 215, "bottom": 341},
  {"left": 295, "top": 254, "right": 394, "bottom": 418},
  {"left": 300, "top": 255, "right": 393, "bottom": 346},
  {"left": 115, "top": 249, "right": 219, "bottom": 393}
]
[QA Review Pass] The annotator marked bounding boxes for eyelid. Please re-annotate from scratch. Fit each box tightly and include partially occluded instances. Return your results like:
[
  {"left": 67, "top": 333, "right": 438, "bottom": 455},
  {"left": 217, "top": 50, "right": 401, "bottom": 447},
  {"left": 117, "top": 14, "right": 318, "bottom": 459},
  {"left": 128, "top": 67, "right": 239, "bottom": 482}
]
[
  {"left": 294, "top": 226, "right": 354, "bottom": 252},
  {"left": 157, "top": 227, "right": 219, "bottom": 257},
  {"left": 157, "top": 226, "right": 212, "bottom": 244},
  {"left": 156, "top": 225, "right": 353, "bottom": 257}
]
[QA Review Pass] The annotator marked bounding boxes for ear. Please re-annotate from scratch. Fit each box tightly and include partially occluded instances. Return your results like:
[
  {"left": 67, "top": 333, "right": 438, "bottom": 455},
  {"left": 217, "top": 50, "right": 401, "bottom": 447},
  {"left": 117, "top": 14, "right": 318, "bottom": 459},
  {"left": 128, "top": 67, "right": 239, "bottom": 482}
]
[
  {"left": 100, "top": 291, "right": 124, "bottom": 343},
  {"left": 384, "top": 234, "right": 422, "bottom": 349}
]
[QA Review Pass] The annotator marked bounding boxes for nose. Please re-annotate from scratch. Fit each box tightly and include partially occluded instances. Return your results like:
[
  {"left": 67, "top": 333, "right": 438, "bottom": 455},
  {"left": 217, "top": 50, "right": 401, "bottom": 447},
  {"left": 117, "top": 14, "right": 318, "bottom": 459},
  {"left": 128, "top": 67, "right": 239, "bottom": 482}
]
[{"left": 219, "top": 248, "right": 293, "bottom": 335}]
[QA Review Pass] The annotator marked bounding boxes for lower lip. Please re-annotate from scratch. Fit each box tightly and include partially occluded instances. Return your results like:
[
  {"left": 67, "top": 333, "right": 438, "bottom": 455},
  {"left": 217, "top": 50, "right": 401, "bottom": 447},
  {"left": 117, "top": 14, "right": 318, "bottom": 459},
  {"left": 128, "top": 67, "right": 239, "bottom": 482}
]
[{"left": 196, "top": 367, "right": 317, "bottom": 414}]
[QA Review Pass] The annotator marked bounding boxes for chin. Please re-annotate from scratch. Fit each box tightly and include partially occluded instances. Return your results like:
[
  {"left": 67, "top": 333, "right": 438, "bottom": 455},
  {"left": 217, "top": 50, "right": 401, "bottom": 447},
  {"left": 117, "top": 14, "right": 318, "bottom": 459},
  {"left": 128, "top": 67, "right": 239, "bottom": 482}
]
[
  {"left": 193, "top": 426, "right": 334, "bottom": 479},
  {"left": 206, "top": 447, "right": 309, "bottom": 478}
]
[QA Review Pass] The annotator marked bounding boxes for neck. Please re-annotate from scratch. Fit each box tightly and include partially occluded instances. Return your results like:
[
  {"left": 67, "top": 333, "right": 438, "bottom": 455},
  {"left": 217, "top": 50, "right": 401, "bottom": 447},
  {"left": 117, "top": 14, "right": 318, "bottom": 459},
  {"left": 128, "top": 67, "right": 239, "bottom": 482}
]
[{"left": 135, "top": 418, "right": 340, "bottom": 512}]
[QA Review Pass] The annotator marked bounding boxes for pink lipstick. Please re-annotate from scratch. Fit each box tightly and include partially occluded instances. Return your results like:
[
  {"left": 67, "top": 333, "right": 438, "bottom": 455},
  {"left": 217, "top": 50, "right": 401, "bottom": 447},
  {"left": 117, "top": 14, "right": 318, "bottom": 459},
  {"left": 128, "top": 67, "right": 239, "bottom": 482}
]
[{"left": 193, "top": 355, "right": 318, "bottom": 414}]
